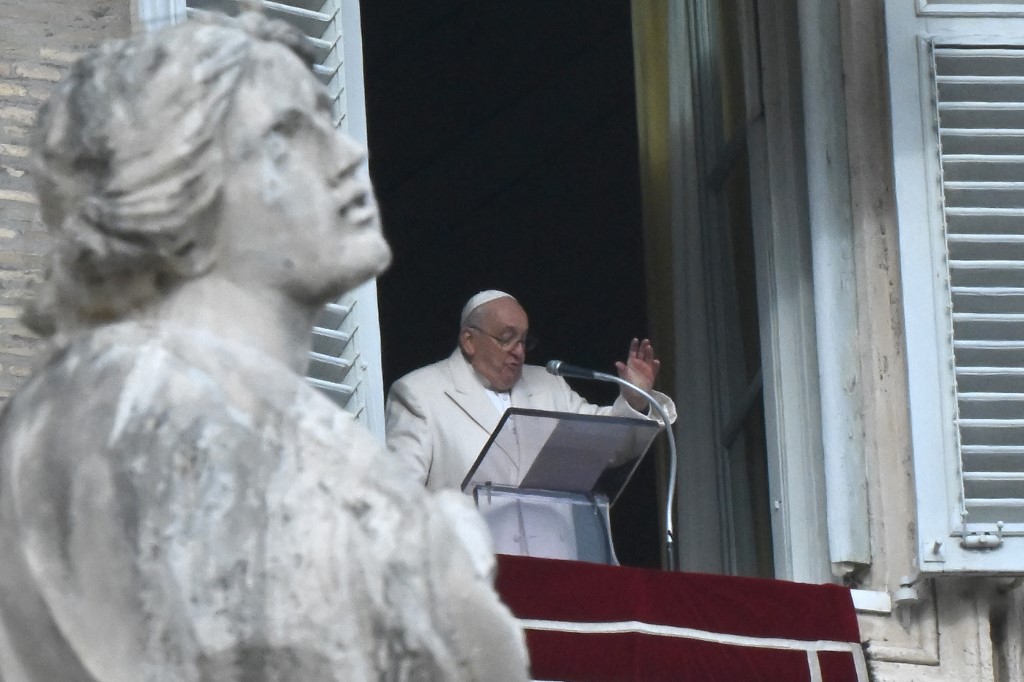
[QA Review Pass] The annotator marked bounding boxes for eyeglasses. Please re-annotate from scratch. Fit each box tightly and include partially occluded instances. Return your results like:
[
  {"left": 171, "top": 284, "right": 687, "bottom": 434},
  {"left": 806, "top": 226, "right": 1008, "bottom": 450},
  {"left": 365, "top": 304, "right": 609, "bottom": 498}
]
[{"left": 469, "top": 326, "right": 538, "bottom": 352}]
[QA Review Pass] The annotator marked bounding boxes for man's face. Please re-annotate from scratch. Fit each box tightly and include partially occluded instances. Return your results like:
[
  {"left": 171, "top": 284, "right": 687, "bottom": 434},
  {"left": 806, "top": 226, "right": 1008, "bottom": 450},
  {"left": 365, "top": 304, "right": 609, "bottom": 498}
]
[
  {"left": 461, "top": 298, "right": 529, "bottom": 391},
  {"left": 216, "top": 42, "right": 391, "bottom": 304}
]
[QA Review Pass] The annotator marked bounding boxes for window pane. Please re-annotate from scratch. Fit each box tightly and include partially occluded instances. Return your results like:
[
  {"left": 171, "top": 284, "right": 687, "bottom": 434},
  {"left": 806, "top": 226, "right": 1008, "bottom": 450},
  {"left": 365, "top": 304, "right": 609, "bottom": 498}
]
[
  {"left": 710, "top": 0, "right": 746, "bottom": 143},
  {"left": 722, "top": 153, "right": 762, "bottom": 384}
]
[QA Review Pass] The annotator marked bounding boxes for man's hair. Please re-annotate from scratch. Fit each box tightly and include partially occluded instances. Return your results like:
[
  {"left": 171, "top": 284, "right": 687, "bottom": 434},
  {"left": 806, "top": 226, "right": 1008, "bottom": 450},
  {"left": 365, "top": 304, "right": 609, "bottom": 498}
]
[{"left": 26, "top": 12, "right": 316, "bottom": 335}]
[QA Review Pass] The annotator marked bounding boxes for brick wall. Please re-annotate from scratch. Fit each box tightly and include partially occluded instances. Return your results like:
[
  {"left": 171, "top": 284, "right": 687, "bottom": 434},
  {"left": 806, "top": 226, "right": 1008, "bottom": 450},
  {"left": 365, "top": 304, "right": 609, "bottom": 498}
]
[{"left": 0, "top": 0, "right": 129, "bottom": 399}]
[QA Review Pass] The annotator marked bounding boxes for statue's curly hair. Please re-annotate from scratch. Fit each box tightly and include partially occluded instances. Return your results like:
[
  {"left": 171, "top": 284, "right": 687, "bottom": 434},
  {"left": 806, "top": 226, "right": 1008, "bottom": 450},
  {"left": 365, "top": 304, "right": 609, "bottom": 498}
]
[{"left": 26, "top": 12, "right": 317, "bottom": 336}]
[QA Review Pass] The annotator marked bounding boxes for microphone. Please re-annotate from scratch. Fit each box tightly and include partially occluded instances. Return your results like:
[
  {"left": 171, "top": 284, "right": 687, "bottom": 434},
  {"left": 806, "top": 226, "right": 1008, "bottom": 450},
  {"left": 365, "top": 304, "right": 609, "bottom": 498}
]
[
  {"left": 545, "top": 359, "right": 608, "bottom": 381},
  {"left": 545, "top": 358, "right": 679, "bottom": 571}
]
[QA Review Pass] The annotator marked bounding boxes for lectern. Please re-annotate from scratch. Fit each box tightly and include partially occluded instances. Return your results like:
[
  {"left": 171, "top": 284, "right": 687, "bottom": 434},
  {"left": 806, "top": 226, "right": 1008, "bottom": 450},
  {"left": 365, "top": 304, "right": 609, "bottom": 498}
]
[{"left": 461, "top": 408, "right": 662, "bottom": 564}]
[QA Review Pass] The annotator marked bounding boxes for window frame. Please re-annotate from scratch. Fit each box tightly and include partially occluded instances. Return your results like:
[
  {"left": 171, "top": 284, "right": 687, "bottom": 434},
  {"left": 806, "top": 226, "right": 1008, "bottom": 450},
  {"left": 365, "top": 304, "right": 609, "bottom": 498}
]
[
  {"left": 134, "top": 0, "right": 186, "bottom": 30},
  {"left": 666, "top": 0, "right": 835, "bottom": 582},
  {"left": 917, "top": 0, "right": 1024, "bottom": 18}
]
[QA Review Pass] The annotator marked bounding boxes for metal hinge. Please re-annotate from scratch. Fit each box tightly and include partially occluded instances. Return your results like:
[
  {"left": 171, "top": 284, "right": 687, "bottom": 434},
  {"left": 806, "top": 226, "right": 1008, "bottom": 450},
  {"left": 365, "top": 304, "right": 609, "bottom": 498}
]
[{"left": 960, "top": 522, "right": 1005, "bottom": 550}]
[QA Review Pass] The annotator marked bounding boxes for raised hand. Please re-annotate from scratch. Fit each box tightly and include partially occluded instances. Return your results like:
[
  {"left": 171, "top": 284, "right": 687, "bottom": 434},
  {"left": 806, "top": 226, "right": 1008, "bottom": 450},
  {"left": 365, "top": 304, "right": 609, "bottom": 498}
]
[{"left": 614, "top": 338, "right": 661, "bottom": 412}]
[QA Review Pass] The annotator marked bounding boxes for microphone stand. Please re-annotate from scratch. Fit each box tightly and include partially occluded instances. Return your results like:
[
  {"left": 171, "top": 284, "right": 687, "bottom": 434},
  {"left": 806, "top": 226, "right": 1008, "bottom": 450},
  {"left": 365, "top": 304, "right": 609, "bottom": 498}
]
[{"left": 580, "top": 371, "right": 678, "bottom": 572}]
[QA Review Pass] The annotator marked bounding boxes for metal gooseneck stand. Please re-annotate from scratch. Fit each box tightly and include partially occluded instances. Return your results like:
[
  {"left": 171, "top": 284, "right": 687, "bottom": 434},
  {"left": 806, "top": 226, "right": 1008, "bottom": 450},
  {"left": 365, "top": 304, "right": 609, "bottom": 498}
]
[{"left": 583, "top": 371, "right": 678, "bottom": 572}]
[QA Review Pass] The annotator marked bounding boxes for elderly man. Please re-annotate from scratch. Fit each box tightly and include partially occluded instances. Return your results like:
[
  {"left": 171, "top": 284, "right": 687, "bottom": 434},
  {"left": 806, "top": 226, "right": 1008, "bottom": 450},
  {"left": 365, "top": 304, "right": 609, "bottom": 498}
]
[
  {"left": 0, "top": 15, "right": 527, "bottom": 681},
  {"left": 386, "top": 290, "right": 677, "bottom": 492}
]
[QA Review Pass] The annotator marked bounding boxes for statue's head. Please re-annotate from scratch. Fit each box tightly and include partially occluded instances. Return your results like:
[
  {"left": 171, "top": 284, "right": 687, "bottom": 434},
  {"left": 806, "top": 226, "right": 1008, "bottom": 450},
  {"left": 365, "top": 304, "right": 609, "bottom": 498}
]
[{"left": 28, "top": 12, "right": 391, "bottom": 335}]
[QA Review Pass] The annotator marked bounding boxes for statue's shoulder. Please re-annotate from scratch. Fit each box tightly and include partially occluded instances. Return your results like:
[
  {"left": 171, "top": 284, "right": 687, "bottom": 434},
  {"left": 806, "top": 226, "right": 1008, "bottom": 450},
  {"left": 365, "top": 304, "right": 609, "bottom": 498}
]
[
  {"left": 0, "top": 320, "right": 344, "bottom": 463},
  {"left": 0, "top": 322, "right": 175, "bottom": 434}
]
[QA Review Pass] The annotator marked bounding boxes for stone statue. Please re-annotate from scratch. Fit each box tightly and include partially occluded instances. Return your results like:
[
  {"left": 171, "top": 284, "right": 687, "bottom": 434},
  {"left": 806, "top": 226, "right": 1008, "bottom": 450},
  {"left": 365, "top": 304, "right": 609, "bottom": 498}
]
[{"left": 0, "top": 13, "right": 528, "bottom": 681}]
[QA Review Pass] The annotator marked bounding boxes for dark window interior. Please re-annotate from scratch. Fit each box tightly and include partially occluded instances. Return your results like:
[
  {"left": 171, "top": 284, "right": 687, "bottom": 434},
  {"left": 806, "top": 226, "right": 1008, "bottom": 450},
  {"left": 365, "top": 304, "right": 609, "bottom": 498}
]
[{"left": 360, "top": 1, "right": 662, "bottom": 567}]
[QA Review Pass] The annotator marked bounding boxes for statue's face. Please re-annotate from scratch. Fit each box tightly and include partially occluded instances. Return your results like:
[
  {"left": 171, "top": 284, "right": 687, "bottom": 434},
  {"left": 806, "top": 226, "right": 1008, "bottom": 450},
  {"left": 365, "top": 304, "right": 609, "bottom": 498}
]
[{"left": 217, "top": 42, "right": 391, "bottom": 304}]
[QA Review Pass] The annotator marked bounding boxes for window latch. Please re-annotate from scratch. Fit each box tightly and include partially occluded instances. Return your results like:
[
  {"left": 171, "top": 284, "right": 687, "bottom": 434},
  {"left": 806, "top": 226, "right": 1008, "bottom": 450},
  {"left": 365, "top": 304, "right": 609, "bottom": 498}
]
[{"left": 960, "top": 522, "right": 1005, "bottom": 550}]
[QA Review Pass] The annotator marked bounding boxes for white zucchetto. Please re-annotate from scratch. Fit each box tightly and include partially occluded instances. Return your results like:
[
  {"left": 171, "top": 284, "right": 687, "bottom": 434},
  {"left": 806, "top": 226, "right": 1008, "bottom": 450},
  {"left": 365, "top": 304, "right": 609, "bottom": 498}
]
[{"left": 460, "top": 290, "right": 517, "bottom": 326}]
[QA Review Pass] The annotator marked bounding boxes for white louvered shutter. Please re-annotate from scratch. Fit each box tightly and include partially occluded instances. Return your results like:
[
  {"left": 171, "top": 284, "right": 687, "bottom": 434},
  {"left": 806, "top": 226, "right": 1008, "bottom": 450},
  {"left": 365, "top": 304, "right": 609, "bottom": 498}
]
[
  {"left": 144, "top": 0, "right": 387, "bottom": 437},
  {"left": 887, "top": 4, "right": 1024, "bottom": 573},
  {"left": 938, "top": 45, "right": 1024, "bottom": 539}
]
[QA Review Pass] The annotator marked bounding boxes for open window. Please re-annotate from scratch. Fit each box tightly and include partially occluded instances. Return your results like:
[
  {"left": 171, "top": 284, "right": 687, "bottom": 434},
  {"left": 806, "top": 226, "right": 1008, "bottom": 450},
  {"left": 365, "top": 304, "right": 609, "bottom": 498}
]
[{"left": 640, "top": 0, "right": 835, "bottom": 581}]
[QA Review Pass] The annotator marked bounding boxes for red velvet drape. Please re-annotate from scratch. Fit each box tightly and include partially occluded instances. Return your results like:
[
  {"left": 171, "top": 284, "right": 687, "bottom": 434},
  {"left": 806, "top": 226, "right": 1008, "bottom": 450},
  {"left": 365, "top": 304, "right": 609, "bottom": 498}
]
[{"left": 495, "top": 555, "right": 867, "bottom": 682}]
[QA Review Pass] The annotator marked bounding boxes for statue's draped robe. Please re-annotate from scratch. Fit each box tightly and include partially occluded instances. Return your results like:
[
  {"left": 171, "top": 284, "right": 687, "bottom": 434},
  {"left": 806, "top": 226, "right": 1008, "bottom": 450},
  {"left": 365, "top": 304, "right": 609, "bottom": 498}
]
[{"left": 0, "top": 321, "right": 525, "bottom": 681}]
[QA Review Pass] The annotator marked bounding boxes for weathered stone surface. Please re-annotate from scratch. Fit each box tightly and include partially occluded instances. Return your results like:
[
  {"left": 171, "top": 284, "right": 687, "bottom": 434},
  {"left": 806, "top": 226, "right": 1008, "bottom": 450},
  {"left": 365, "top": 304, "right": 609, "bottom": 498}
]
[
  {"left": 0, "top": 12, "right": 527, "bottom": 681},
  {"left": 1, "top": 322, "right": 527, "bottom": 680}
]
